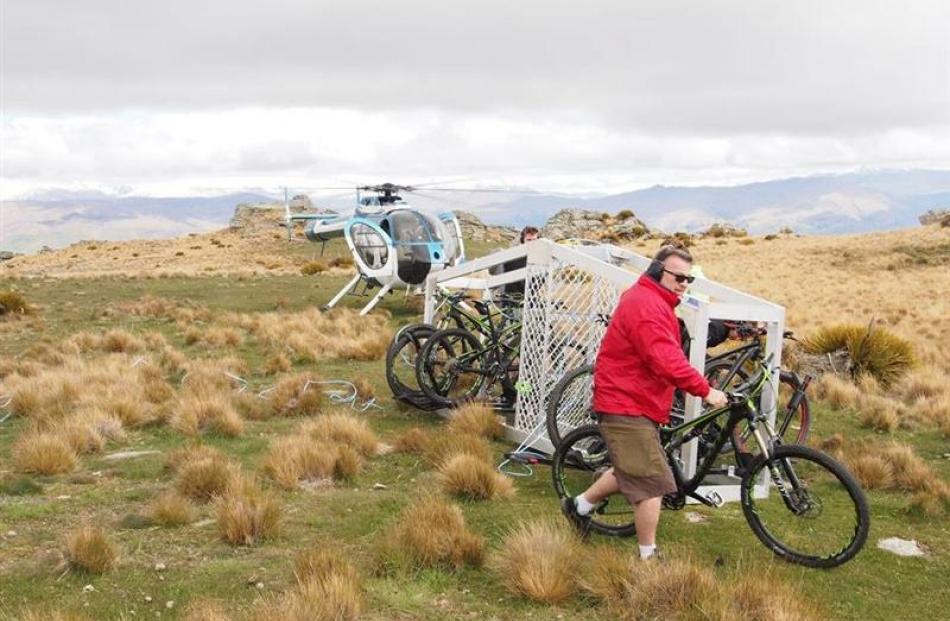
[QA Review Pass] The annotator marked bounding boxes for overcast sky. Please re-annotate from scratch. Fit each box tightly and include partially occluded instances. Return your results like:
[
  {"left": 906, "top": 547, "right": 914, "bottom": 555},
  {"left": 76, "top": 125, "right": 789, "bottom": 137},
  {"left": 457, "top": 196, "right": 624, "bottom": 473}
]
[{"left": 2, "top": 0, "right": 949, "bottom": 199}]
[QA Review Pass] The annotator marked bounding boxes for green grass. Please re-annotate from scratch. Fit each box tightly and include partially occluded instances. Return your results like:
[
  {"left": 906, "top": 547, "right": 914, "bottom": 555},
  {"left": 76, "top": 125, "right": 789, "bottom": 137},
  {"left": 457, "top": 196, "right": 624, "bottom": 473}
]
[{"left": 1, "top": 245, "right": 948, "bottom": 619}]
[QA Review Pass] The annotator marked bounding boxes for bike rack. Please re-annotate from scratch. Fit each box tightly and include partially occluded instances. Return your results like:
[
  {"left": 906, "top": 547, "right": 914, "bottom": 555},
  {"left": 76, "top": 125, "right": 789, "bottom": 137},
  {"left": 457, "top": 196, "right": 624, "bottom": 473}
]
[{"left": 425, "top": 239, "right": 785, "bottom": 503}]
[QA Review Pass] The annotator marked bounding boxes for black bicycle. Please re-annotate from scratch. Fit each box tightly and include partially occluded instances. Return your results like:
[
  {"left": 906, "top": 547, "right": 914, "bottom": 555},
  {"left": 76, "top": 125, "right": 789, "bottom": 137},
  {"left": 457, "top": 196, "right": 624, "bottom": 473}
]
[{"left": 551, "top": 356, "right": 869, "bottom": 569}]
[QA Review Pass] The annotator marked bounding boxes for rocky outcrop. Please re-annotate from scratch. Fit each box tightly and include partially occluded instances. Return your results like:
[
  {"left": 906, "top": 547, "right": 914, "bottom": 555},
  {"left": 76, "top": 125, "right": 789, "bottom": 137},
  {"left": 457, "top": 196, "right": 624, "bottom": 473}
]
[
  {"left": 453, "top": 211, "right": 519, "bottom": 243},
  {"left": 542, "top": 208, "right": 650, "bottom": 242},
  {"left": 919, "top": 208, "right": 949, "bottom": 226},
  {"left": 229, "top": 197, "right": 335, "bottom": 238},
  {"left": 701, "top": 222, "right": 748, "bottom": 238}
]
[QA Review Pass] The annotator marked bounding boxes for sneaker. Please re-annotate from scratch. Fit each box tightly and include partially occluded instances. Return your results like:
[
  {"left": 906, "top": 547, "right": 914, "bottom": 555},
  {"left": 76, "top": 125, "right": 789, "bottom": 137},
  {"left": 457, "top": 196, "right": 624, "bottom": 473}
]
[{"left": 561, "top": 497, "right": 592, "bottom": 540}]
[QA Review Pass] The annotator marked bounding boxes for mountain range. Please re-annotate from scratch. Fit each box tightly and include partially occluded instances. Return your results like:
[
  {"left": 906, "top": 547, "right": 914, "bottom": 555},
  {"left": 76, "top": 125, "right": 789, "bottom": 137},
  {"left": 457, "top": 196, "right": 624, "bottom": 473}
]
[{"left": 2, "top": 170, "right": 948, "bottom": 253}]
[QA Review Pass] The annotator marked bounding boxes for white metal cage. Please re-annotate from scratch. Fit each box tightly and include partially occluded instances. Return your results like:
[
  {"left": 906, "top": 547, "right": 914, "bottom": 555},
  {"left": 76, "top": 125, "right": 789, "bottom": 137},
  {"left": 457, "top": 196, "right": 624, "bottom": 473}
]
[{"left": 425, "top": 239, "right": 785, "bottom": 501}]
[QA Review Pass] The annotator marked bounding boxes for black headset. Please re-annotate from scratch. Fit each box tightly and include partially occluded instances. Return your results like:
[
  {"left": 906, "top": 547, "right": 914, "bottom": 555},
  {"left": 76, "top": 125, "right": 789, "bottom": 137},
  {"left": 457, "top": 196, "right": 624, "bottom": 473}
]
[{"left": 646, "top": 245, "right": 684, "bottom": 282}]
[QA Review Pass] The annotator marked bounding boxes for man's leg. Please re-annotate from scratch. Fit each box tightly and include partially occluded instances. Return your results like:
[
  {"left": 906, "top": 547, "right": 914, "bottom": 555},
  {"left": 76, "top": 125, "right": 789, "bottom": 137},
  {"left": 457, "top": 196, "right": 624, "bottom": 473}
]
[
  {"left": 580, "top": 467, "right": 620, "bottom": 503},
  {"left": 633, "top": 496, "right": 661, "bottom": 546}
]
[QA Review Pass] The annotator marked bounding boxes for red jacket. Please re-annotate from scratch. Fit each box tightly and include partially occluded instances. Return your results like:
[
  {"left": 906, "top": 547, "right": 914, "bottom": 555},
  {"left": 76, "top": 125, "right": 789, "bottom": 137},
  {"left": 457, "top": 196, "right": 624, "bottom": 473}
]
[{"left": 593, "top": 274, "right": 710, "bottom": 424}]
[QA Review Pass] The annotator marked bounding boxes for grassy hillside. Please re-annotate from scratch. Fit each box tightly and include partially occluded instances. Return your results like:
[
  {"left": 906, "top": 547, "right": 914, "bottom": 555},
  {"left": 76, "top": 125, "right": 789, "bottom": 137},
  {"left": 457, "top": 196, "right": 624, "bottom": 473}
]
[{"left": 0, "top": 225, "right": 947, "bottom": 620}]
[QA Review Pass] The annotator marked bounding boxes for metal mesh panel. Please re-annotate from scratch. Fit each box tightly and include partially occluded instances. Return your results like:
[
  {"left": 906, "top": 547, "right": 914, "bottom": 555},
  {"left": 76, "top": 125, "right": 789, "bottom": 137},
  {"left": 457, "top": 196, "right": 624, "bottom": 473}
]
[{"left": 514, "top": 257, "right": 624, "bottom": 438}]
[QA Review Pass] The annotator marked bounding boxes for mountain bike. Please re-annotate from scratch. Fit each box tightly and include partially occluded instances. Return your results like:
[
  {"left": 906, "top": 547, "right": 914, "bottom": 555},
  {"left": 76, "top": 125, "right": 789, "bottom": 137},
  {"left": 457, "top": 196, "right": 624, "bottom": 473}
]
[
  {"left": 545, "top": 325, "right": 811, "bottom": 451},
  {"left": 551, "top": 356, "right": 869, "bottom": 568}
]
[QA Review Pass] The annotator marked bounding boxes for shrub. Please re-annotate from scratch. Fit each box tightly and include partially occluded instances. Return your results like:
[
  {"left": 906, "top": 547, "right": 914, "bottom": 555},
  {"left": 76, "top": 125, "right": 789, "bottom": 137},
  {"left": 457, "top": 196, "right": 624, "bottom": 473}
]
[
  {"left": 616, "top": 209, "right": 635, "bottom": 220},
  {"left": 215, "top": 477, "right": 281, "bottom": 546},
  {"left": 300, "top": 260, "right": 329, "bottom": 275},
  {"left": 492, "top": 520, "right": 581, "bottom": 603},
  {"left": 300, "top": 413, "right": 379, "bottom": 457},
  {"left": 12, "top": 432, "right": 78, "bottom": 475},
  {"left": 804, "top": 323, "right": 915, "bottom": 386},
  {"left": 448, "top": 402, "right": 504, "bottom": 439},
  {"left": 66, "top": 525, "right": 117, "bottom": 574},
  {"left": 439, "top": 454, "right": 515, "bottom": 501},
  {"left": 149, "top": 492, "right": 198, "bottom": 526},
  {"left": 378, "top": 495, "right": 484, "bottom": 572},
  {"left": 0, "top": 290, "right": 31, "bottom": 315}
]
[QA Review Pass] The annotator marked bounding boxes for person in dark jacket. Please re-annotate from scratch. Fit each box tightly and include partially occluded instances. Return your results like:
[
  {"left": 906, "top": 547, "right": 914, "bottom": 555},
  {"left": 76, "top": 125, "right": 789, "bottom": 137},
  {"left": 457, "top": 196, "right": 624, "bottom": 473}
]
[{"left": 561, "top": 245, "right": 728, "bottom": 560}]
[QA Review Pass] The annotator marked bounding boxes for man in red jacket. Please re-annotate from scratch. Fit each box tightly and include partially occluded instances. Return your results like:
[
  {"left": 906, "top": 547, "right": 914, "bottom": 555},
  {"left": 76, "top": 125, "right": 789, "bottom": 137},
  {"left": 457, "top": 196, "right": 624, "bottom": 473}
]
[{"left": 561, "top": 245, "right": 728, "bottom": 560}]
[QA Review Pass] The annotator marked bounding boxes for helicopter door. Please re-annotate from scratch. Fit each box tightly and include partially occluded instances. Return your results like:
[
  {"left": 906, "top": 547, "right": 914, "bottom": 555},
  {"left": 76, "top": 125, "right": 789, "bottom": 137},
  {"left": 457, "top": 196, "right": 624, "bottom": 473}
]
[
  {"left": 388, "top": 211, "right": 434, "bottom": 285},
  {"left": 438, "top": 212, "right": 466, "bottom": 265},
  {"left": 345, "top": 220, "right": 392, "bottom": 277}
]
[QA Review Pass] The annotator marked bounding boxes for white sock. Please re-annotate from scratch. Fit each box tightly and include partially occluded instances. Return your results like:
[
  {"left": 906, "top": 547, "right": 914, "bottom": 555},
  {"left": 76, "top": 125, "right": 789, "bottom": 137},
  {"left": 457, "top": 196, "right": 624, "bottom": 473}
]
[
  {"left": 639, "top": 544, "right": 657, "bottom": 560},
  {"left": 575, "top": 495, "right": 596, "bottom": 516}
]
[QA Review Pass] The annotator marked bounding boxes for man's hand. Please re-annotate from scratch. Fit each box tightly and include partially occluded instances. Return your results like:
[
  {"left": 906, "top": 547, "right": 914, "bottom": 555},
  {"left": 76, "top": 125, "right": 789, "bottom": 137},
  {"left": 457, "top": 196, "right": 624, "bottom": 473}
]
[{"left": 704, "top": 388, "right": 728, "bottom": 408}]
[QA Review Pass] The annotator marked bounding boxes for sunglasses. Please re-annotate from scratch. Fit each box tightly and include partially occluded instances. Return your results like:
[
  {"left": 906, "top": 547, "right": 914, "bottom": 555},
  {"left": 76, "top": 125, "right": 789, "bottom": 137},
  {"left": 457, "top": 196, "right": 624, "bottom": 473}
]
[{"left": 663, "top": 269, "right": 695, "bottom": 284}]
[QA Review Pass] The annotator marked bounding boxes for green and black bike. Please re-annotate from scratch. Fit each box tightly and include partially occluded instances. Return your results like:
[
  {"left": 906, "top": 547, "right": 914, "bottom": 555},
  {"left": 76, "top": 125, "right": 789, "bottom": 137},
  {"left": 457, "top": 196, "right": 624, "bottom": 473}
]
[{"left": 551, "top": 355, "right": 869, "bottom": 569}]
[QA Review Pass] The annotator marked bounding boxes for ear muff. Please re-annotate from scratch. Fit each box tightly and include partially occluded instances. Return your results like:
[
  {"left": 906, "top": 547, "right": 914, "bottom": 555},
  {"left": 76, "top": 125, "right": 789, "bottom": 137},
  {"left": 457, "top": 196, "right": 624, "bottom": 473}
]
[{"left": 646, "top": 259, "right": 665, "bottom": 282}]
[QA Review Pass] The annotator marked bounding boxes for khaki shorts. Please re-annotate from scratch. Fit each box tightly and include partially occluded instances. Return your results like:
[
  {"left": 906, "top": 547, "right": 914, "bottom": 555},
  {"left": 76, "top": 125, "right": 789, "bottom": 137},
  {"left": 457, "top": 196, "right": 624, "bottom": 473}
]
[{"left": 597, "top": 413, "right": 676, "bottom": 504}]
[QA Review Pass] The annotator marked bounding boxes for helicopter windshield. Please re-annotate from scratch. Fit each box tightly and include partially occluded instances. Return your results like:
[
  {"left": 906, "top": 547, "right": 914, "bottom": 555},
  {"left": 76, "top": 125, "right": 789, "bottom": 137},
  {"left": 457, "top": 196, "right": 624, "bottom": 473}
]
[{"left": 388, "top": 211, "right": 432, "bottom": 244}]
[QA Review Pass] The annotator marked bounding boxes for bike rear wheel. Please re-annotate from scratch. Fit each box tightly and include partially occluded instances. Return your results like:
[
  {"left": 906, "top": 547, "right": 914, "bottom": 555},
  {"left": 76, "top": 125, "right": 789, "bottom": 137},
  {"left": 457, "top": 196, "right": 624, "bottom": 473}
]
[
  {"left": 551, "top": 425, "right": 637, "bottom": 538},
  {"left": 546, "top": 365, "right": 594, "bottom": 449},
  {"left": 385, "top": 324, "right": 435, "bottom": 400},
  {"left": 740, "top": 444, "right": 869, "bottom": 568}
]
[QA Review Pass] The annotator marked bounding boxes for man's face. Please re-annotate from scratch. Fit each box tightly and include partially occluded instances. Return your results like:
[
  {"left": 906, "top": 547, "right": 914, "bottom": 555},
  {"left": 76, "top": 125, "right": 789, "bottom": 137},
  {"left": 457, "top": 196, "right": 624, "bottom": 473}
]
[
  {"left": 523, "top": 232, "right": 539, "bottom": 243},
  {"left": 659, "top": 256, "right": 692, "bottom": 295}
]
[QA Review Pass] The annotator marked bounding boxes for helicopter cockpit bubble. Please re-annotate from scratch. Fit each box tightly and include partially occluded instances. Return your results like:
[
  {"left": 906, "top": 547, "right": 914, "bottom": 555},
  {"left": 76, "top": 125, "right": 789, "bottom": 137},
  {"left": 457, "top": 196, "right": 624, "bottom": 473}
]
[{"left": 349, "top": 221, "right": 390, "bottom": 271}]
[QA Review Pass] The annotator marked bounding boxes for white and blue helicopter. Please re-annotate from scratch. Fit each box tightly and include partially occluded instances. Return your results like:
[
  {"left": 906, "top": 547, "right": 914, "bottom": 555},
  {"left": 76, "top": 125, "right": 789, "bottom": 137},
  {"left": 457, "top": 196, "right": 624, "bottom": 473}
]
[{"left": 284, "top": 183, "right": 467, "bottom": 315}]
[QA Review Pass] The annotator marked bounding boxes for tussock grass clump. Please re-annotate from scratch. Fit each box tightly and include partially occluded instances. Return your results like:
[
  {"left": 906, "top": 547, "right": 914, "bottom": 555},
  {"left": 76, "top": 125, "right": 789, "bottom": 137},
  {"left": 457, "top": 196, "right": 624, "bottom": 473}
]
[
  {"left": 13, "top": 609, "right": 91, "bottom": 621},
  {"left": 804, "top": 323, "right": 915, "bottom": 386},
  {"left": 578, "top": 545, "right": 633, "bottom": 603},
  {"left": 100, "top": 329, "right": 145, "bottom": 353},
  {"left": 439, "top": 454, "right": 515, "bottom": 501},
  {"left": 492, "top": 520, "right": 582, "bottom": 603},
  {"left": 248, "top": 574, "right": 362, "bottom": 621},
  {"left": 8, "top": 372, "right": 81, "bottom": 422},
  {"left": 334, "top": 445, "right": 363, "bottom": 481},
  {"left": 300, "top": 259, "right": 329, "bottom": 275},
  {"left": 149, "top": 491, "right": 198, "bottom": 526},
  {"left": 12, "top": 432, "right": 78, "bottom": 474},
  {"left": 181, "top": 600, "right": 233, "bottom": 621},
  {"left": 262, "top": 436, "right": 339, "bottom": 489},
  {"left": 393, "top": 427, "right": 431, "bottom": 454},
  {"left": 812, "top": 374, "right": 862, "bottom": 410},
  {"left": 268, "top": 372, "right": 326, "bottom": 417},
  {"left": 729, "top": 569, "right": 820, "bottom": 621},
  {"left": 294, "top": 545, "right": 360, "bottom": 586},
  {"left": 846, "top": 454, "right": 895, "bottom": 489},
  {"left": 184, "top": 327, "right": 244, "bottom": 348},
  {"left": 424, "top": 432, "right": 492, "bottom": 467},
  {"left": 215, "top": 477, "right": 281, "bottom": 546},
  {"left": 378, "top": 496, "right": 485, "bottom": 572},
  {"left": 175, "top": 454, "right": 236, "bottom": 502},
  {"left": 261, "top": 352, "right": 292, "bottom": 375},
  {"left": 245, "top": 307, "right": 391, "bottom": 362},
  {"left": 448, "top": 402, "right": 504, "bottom": 439},
  {"left": 164, "top": 443, "right": 225, "bottom": 473},
  {"left": 0, "top": 290, "right": 32, "bottom": 315},
  {"left": 138, "top": 364, "right": 175, "bottom": 404},
  {"left": 57, "top": 410, "right": 124, "bottom": 454},
  {"left": 329, "top": 255, "right": 354, "bottom": 268},
  {"left": 857, "top": 395, "right": 900, "bottom": 432},
  {"left": 617, "top": 555, "right": 725, "bottom": 620},
  {"left": 172, "top": 392, "right": 244, "bottom": 437},
  {"left": 300, "top": 413, "right": 379, "bottom": 457},
  {"left": 351, "top": 376, "right": 376, "bottom": 402},
  {"left": 66, "top": 525, "right": 118, "bottom": 574}
]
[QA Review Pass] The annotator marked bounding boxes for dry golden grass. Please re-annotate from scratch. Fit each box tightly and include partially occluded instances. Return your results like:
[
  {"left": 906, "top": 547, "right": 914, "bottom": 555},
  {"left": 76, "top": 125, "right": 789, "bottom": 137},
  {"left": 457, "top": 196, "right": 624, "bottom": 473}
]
[
  {"left": 351, "top": 376, "right": 376, "bottom": 402},
  {"left": 12, "top": 432, "right": 78, "bottom": 474},
  {"left": 424, "top": 432, "right": 493, "bottom": 467},
  {"left": 11, "top": 609, "right": 91, "bottom": 621},
  {"left": 248, "top": 574, "right": 362, "bottom": 621},
  {"left": 267, "top": 372, "right": 326, "bottom": 417},
  {"left": 812, "top": 374, "right": 862, "bottom": 410},
  {"left": 729, "top": 568, "right": 820, "bottom": 621},
  {"left": 172, "top": 391, "right": 245, "bottom": 437},
  {"left": 175, "top": 454, "right": 236, "bottom": 502},
  {"left": 184, "top": 326, "right": 244, "bottom": 348},
  {"left": 847, "top": 454, "right": 896, "bottom": 489},
  {"left": 180, "top": 600, "right": 233, "bottom": 621},
  {"left": 439, "top": 454, "right": 515, "bottom": 501},
  {"left": 294, "top": 545, "right": 360, "bottom": 586},
  {"left": 617, "top": 555, "right": 725, "bottom": 621},
  {"left": 244, "top": 308, "right": 392, "bottom": 362},
  {"left": 578, "top": 545, "right": 633, "bottom": 603},
  {"left": 262, "top": 436, "right": 339, "bottom": 489},
  {"left": 299, "top": 413, "right": 379, "bottom": 457},
  {"left": 58, "top": 410, "right": 125, "bottom": 454},
  {"left": 261, "top": 352, "right": 292, "bottom": 375},
  {"left": 300, "top": 259, "right": 329, "bottom": 275},
  {"left": 149, "top": 491, "right": 198, "bottom": 526},
  {"left": 492, "top": 520, "right": 581, "bottom": 603},
  {"left": 804, "top": 323, "right": 915, "bottom": 387},
  {"left": 448, "top": 402, "right": 505, "bottom": 439},
  {"left": 857, "top": 395, "right": 900, "bottom": 432},
  {"left": 99, "top": 329, "right": 146, "bottom": 353},
  {"left": 378, "top": 495, "right": 485, "bottom": 572},
  {"left": 334, "top": 445, "right": 363, "bottom": 481},
  {"left": 0, "top": 289, "right": 32, "bottom": 315},
  {"left": 65, "top": 525, "right": 117, "bottom": 574},
  {"left": 215, "top": 477, "right": 281, "bottom": 546},
  {"left": 392, "top": 427, "right": 431, "bottom": 454},
  {"left": 163, "top": 443, "right": 226, "bottom": 473}
]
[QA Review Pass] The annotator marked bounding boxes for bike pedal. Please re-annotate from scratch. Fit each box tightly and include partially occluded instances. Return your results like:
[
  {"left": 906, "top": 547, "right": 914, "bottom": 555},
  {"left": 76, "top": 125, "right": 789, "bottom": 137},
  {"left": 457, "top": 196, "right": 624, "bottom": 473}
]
[{"left": 704, "top": 491, "right": 725, "bottom": 508}]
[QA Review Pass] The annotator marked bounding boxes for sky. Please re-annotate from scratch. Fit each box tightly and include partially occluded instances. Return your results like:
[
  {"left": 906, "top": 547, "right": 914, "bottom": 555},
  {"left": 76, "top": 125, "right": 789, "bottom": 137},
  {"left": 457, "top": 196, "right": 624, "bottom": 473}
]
[{"left": 2, "top": 0, "right": 949, "bottom": 200}]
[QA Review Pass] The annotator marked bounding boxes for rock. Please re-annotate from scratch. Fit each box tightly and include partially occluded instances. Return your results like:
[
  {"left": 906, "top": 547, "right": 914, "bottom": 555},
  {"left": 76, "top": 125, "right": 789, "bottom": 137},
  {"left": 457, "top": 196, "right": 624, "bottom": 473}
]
[
  {"left": 83, "top": 584, "right": 95, "bottom": 593},
  {"left": 0, "top": 251, "right": 15, "bottom": 261},
  {"left": 702, "top": 222, "right": 748, "bottom": 238},
  {"left": 453, "top": 211, "right": 518, "bottom": 243},
  {"left": 372, "top": 482, "right": 388, "bottom": 490},
  {"left": 876, "top": 537, "right": 926, "bottom": 557},
  {"left": 919, "top": 208, "right": 949, "bottom": 226},
  {"left": 542, "top": 208, "right": 649, "bottom": 242},
  {"left": 39, "top": 246, "right": 54, "bottom": 254},
  {"left": 102, "top": 450, "right": 161, "bottom": 461},
  {"left": 684, "top": 512, "right": 709, "bottom": 524},
  {"left": 229, "top": 199, "right": 336, "bottom": 238},
  {"left": 154, "top": 562, "right": 166, "bottom": 572},
  {"left": 144, "top": 596, "right": 153, "bottom": 603},
  {"left": 165, "top": 600, "right": 175, "bottom": 609}
]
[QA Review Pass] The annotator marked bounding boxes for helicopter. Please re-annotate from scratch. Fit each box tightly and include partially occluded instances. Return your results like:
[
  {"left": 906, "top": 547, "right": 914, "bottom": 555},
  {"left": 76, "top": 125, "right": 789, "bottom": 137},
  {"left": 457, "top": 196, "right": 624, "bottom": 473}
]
[{"left": 284, "top": 183, "right": 467, "bottom": 315}]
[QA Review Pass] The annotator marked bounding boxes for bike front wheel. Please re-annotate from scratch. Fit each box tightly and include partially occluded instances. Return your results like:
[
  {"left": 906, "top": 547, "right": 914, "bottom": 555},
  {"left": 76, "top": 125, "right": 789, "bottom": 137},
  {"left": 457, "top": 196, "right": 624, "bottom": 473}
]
[
  {"left": 551, "top": 425, "right": 637, "bottom": 538},
  {"left": 545, "top": 365, "right": 594, "bottom": 449},
  {"left": 741, "top": 444, "right": 869, "bottom": 568}
]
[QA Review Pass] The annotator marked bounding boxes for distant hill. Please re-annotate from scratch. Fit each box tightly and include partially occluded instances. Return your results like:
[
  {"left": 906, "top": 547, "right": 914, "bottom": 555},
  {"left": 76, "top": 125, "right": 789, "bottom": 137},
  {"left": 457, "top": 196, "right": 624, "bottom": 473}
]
[{"left": 4, "top": 169, "right": 949, "bottom": 253}]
